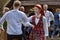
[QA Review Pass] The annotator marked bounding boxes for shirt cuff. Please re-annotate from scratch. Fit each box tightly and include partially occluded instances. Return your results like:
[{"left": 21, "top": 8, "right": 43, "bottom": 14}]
[{"left": 45, "top": 34, "right": 49, "bottom": 36}]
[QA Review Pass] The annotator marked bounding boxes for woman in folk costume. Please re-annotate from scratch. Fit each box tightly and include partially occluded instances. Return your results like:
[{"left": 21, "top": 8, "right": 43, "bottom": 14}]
[{"left": 29, "top": 4, "right": 48, "bottom": 40}]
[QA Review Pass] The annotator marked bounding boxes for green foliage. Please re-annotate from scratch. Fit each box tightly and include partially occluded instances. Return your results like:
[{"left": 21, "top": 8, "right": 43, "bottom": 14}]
[{"left": 3, "top": 21, "right": 7, "bottom": 29}]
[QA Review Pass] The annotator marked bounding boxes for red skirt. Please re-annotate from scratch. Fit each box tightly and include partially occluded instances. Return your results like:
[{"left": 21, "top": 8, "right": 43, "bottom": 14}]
[{"left": 29, "top": 27, "right": 45, "bottom": 40}]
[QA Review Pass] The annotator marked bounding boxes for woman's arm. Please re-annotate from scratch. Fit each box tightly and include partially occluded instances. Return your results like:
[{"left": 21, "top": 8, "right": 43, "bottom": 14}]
[{"left": 43, "top": 16, "right": 49, "bottom": 37}]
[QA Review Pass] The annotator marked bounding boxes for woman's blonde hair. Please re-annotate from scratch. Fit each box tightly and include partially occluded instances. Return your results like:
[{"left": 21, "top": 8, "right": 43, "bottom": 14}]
[{"left": 56, "top": 8, "right": 60, "bottom": 12}]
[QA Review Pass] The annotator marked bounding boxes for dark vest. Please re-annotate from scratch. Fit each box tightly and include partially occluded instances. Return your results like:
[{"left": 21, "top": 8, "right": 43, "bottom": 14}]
[{"left": 32, "top": 15, "right": 44, "bottom": 32}]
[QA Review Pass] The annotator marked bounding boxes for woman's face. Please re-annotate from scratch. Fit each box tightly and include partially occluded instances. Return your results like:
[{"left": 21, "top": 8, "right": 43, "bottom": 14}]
[{"left": 33, "top": 7, "right": 40, "bottom": 13}]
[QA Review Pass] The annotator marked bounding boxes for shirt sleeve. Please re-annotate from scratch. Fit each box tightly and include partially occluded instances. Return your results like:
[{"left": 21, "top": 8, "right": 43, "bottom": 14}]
[
  {"left": 21, "top": 12, "right": 33, "bottom": 27},
  {"left": 59, "top": 14, "right": 60, "bottom": 17},
  {"left": 43, "top": 16, "right": 49, "bottom": 36},
  {"left": 28, "top": 16, "right": 33, "bottom": 22},
  {"left": 0, "top": 13, "right": 7, "bottom": 29},
  {"left": 59, "top": 14, "right": 60, "bottom": 20},
  {"left": 50, "top": 12, "right": 54, "bottom": 21}
]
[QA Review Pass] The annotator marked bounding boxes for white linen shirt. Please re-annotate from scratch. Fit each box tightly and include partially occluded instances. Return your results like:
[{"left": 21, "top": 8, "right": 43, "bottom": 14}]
[
  {"left": 0, "top": 9, "right": 32, "bottom": 35},
  {"left": 44, "top": 10, "right": 54, "bottom": 27}
]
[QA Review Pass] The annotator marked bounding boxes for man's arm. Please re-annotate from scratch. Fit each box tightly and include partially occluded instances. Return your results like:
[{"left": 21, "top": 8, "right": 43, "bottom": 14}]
[
  {"left": 28, "top": 16, "right": 33, "bottom": 22},
  {"left": 0, "top": 13, "right": 7, "bottom": 30},
  {"left": 21, "top": 12, "right": 34, "bottom": 28}
]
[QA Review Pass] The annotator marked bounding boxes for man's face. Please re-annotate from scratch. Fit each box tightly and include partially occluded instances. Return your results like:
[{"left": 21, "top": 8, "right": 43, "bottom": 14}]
[
  {"left": 20, "top": 7, "right": 25, "bottom": 12},
  {"left": 43, "top": 5, "right": 48, "bottom": 10}
]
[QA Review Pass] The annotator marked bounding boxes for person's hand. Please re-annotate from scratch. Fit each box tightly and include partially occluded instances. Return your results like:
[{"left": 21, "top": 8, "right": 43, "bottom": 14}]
[
  {"left": 0, "top": 27, "right": 5, "bottom": 31},
  {"left": 59, "top": 18, "right": 60, "bottom": 20},
  {"left": 0, "top": 27, "right": 5, "bottom": 34},
  {"left": 48, "top": 27, "right": 51, "bottom": 31},
  {"left": 31, "top": 25, "right": 34, "bottom": 28},
  {"left": 0, "top": 28, "right": 5, "bottom": 34}
]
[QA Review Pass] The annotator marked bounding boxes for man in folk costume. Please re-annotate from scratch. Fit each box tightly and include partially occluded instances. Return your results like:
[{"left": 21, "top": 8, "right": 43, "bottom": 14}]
[
  {"left": 29, "top": 4, "right": 48, "bottom": 40},
  {"left": 43, "top": 4, "right": 54, "bottom": 37},
  {"left": 43, "top": 4, "right": 54, "bottom": 28},
  {"left": 0, "top": 7, "right": 9, "bottom": 34},
  {"left": 0, "top": 1, "right": 34, "bottom": 40}
]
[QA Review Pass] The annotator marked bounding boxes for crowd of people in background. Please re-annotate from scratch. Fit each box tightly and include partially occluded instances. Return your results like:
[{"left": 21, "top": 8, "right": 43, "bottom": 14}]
[{"left": 0, "top": 0, "right": 60, "bottom": 40}]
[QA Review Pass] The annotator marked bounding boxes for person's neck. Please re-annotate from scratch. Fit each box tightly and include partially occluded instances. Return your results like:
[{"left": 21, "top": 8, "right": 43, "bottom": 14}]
[
  {"left": 44, "top": 10, "right": 47, "bottom": 12},
  {"left": 35, "top": 12, "right": 40, "bottom": 17},
  {"left": 13, "top": 7, "right": 19, "bottom": 10},
  {"left": 44, "top": 10, "right": 47, "bottom": 13}
]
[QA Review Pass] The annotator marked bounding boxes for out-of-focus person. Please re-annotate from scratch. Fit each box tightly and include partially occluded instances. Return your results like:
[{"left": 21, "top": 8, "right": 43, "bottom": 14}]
[
  {"left": 43, "top": 4, "right": 54, "bottom": 37},
  {"left": 28, "top": 8, "right": 35, "bottom": 17},
  {"left": 19, "top": 6, "right": 25, "bottom": 12},
  {"left": 43, "top": 4, "right": 54, "bottom": 28},
  {"left": 0, "top": 1, "right": 34, "bottom": 40},
  {"left": 51, "top": 8, "right": 60, "bottom": 39},
  {"left": 2, "top": 7, "right": 9, "bottom": 14}
]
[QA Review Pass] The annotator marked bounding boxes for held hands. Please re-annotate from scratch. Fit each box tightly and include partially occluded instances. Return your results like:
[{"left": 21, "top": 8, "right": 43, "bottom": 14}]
[{"left": 31, "top": 25, "right": 34, "bottom": 28}]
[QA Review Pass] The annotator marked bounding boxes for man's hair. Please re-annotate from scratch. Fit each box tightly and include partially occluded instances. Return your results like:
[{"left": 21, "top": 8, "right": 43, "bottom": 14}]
[
  {"left": 43, "top": 4, "right": 48, "bottom": 7},
  {"left": 13, "top": 1, "right": 21, "bottom": 8}
]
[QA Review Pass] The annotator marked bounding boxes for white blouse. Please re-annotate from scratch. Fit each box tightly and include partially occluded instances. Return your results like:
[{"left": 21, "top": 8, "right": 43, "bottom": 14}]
[
  {"left": 59, "top": 14, "right": 60, "bottom": 20},
  {"left": 35, "top": 14, "right": 41, "bottom": 25},
  {"left": 28, "top": 14, "right": 48, "bottom": 36},
  {"left": 35, "top": 17, "right": 39, "bottom": 25}
]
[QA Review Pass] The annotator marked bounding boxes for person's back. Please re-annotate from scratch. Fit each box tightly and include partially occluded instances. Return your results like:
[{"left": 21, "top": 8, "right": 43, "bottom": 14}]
[
  {"left": 5, "top": 10, "right": 24, "bottom": 35},
  {"left": 54, "top": 12, "right": 59, "bottom": 25}
]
